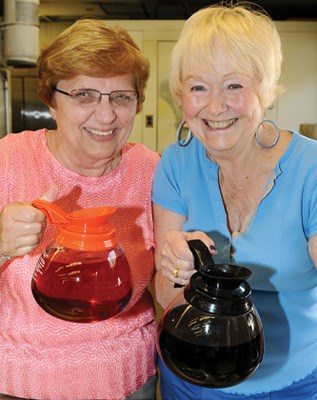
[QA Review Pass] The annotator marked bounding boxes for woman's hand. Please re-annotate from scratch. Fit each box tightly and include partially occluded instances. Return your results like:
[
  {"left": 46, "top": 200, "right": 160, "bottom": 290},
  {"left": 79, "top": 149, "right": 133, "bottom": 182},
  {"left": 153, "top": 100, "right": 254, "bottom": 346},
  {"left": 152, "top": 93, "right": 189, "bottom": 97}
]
[
  {"left": 160, "top": 230, "right": 217, "bottom": 287},
  {"left": 153, "top": 205, "right": 217, "bottom": 308},
  {"left": 0, "top": 185, "right": 59, "bottom": 259}
]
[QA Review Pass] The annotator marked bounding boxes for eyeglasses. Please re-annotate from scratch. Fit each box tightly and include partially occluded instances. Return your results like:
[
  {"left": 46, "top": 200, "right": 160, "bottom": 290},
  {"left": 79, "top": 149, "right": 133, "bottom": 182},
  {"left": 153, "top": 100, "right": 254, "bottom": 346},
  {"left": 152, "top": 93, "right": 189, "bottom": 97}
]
[{"left": 54, "top": 87, "right": 139, "bottom": 107}]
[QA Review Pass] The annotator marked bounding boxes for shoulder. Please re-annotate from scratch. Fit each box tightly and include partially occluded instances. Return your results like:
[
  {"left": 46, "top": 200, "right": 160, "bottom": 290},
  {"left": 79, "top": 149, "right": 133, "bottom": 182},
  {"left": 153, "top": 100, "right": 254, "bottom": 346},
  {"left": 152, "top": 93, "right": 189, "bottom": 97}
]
[
  {"left": 0, "top": 129, "right": 47, "bottom": 158},
  {"left": 123, "top": 142, "right": 160, "bottom": 167},
  {"left": 280, "top": 131, "right": 317, "bottom": 189},
  {"left": 286, "top": 131, "right": 317, "bottom": 163},
  {"left": 159, "top": 137, "right": 208, "bottom": 171},
  {"left": 0, "top": 129, "right": 47, "bottom": 148}
]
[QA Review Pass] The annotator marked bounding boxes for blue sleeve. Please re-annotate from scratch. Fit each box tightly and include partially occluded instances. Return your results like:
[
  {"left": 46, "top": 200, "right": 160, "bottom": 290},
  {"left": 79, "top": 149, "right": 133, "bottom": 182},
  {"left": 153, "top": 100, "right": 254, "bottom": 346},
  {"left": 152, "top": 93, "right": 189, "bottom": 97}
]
[
  {"left": 152, "top": 145, "right": 187, "bottom": 216},
  {"left": 302, "top": 163, "right": 317, "bottom": 239}
]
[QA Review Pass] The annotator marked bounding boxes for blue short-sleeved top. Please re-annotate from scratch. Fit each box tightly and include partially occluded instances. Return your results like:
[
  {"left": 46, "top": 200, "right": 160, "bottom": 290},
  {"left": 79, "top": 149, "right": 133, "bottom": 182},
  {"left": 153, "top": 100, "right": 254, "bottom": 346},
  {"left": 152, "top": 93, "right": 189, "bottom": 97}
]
[{"left": 152, "top": 132, "right": 317, "bottom": 394}]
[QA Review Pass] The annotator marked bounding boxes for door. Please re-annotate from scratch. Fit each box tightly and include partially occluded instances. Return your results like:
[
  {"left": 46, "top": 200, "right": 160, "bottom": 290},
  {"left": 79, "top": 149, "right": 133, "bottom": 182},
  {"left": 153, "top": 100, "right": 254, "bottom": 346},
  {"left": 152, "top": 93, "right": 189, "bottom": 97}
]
[{"left": 0, "top": 69, "right": 11, "bottom": 138}]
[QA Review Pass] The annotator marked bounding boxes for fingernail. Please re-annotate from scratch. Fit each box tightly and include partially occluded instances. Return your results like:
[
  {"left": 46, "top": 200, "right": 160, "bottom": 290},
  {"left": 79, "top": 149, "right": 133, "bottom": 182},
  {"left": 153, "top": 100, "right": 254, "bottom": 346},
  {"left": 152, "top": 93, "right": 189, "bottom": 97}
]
[{"left": 209, "top": 245, "right": 217, "bottom": 251}]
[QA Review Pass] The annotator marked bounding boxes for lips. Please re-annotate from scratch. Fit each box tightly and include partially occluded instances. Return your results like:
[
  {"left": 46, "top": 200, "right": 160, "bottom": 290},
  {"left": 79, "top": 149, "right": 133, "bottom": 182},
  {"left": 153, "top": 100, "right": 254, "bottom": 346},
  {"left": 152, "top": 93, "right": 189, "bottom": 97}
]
[
  {"left": 204, "top": 118, "right": 237, "bottom": 129},
  {"left": 84, "top": 127, "right": 115, "bottom": 136}
]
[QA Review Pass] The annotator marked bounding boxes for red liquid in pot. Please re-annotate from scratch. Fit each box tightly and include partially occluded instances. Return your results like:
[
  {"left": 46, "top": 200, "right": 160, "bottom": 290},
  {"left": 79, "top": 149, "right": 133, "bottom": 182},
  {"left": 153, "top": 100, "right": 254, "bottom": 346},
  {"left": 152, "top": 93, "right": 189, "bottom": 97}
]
[{"left": 32, "top": 253, "right": 132, "bottom": 323}]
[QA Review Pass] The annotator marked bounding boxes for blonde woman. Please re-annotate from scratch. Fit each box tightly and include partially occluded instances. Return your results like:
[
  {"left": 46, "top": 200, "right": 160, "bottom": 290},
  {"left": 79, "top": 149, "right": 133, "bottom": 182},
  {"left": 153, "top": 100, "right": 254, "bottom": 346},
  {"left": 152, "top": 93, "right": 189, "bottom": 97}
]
[{"left": 153, "top": 2, "right": 317, "bottom": 399}]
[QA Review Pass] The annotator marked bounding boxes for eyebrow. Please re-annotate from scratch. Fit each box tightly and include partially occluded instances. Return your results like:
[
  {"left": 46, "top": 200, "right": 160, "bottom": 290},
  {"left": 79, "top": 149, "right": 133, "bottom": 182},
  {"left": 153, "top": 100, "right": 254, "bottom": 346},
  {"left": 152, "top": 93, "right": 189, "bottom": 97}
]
[{"left": 183, "top": 72, "right": 252, "bottom": 84}]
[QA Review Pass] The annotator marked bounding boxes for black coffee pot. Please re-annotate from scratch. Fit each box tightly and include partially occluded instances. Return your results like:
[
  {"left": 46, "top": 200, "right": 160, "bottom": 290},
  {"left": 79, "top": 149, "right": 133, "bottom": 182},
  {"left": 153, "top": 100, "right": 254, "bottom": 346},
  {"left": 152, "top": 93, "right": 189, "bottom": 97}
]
[{"left": 157, "top": 239, "right": 264, "bottom": 388}]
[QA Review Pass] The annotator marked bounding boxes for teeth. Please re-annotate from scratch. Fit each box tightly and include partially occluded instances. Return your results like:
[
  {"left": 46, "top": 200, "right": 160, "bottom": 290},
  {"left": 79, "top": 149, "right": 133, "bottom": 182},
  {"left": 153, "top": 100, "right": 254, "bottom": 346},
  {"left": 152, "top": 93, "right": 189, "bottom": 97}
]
[
  {"left": 206, "top": 118, "right": 236, "bottom": 129},
  {"left": 84, "top": 127, "right": 114, "bottom": 136}
]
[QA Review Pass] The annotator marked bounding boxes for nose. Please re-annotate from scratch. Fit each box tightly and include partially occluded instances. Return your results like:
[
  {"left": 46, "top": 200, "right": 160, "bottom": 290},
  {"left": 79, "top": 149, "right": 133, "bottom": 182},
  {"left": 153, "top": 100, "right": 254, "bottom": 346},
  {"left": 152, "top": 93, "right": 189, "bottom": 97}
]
[
  {"left": 205, "top": 90, "right": 229, "bottom": 116},
  {"left": 94, "top": 97, "right": 116, "bottom": 124}
]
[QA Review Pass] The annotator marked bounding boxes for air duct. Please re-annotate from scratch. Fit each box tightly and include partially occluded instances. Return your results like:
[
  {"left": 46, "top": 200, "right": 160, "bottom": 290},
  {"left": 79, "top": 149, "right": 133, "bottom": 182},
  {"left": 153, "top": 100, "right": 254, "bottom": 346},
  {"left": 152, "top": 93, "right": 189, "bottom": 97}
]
[{"left": 2, "top": 0, "right": 39, "bottom": 67}]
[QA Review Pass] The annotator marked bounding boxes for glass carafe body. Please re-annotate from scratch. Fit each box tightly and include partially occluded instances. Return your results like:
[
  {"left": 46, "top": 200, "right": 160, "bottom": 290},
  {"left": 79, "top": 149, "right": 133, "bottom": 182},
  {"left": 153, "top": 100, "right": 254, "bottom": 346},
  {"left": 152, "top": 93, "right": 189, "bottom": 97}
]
[
  {"left": 32, "top": 241, "right": 132, "bottom": 323},
  {"left": 158, "top": 281, "right": 263, "bottom": 388}
]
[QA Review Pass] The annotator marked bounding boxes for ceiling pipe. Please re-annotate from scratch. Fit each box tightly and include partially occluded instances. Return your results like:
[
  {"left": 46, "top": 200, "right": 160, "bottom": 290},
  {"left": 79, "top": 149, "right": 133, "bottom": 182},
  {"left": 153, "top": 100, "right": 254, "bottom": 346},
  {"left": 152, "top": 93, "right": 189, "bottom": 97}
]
[{"left": 2, "top": 0, "right": 39, "bottom": 67}]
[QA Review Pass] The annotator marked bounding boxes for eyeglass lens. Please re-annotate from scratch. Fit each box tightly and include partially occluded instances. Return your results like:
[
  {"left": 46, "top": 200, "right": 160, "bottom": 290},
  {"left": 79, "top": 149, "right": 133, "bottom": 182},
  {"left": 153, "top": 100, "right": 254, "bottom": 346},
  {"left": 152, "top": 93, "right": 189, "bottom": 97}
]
[{"left": 72, "top": 89, "right": 138, "bottom": 106}]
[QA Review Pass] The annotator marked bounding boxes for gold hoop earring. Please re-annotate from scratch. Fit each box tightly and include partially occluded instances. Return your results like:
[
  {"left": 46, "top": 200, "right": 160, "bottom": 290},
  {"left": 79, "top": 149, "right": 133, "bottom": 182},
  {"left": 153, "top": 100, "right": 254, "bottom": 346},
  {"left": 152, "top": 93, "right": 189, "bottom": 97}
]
[
  {"left": 176, "top": 121, "right": 193, "bottom": 147},
  {"left": 255, "top": 119, "right": 280, "bottom": 149}
]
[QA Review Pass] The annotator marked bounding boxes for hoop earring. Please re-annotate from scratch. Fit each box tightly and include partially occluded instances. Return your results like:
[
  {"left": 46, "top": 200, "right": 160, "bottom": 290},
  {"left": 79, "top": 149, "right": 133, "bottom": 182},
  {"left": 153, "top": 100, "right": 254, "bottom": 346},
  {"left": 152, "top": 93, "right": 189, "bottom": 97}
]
[
  {"left": 176, "top": 121, "right": 193, "bottom": 147},
  {"left": 255, "top": 119, "right": 280, "bottom": 149}
]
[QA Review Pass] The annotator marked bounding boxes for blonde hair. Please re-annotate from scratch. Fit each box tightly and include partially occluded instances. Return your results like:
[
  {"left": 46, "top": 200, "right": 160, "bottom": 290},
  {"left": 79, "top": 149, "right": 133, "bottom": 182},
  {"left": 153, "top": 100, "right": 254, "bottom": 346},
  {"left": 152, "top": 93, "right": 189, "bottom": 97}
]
[
  {"left": 38, "top": 18, "right": 150, "bottom": 113},
  {"left": 169, "top": 2, "right": 283, "bottom": 109}
]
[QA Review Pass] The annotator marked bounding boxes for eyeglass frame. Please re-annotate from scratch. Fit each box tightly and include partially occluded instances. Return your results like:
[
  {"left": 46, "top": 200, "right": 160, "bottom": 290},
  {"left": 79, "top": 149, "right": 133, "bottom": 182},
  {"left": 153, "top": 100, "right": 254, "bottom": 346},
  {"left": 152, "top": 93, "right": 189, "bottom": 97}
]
[{"left": 53, "top": 86, "right": 139, "bottom": 107}]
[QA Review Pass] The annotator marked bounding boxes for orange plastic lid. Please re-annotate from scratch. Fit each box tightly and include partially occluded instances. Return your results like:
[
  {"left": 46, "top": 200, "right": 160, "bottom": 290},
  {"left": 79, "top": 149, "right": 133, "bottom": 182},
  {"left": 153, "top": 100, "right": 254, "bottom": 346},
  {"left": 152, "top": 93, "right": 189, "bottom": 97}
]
[{"left": 32, "top": 199, "right": 117, "bottom": 251}]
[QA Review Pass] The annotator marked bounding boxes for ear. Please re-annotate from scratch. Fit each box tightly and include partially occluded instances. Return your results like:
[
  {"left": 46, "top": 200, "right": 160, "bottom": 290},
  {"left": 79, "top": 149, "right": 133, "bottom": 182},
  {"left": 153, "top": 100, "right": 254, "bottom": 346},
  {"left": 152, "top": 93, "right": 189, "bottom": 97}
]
[{"left": 49, "top": 106, "right": 56, "bottom": 120}]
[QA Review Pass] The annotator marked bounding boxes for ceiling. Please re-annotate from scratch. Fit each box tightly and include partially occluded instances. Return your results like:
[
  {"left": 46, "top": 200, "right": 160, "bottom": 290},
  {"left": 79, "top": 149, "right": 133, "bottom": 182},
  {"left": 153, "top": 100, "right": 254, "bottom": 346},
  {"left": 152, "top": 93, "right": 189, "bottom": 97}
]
[{"left": 0, "top": 0, "right": 317, "bottom": 22}]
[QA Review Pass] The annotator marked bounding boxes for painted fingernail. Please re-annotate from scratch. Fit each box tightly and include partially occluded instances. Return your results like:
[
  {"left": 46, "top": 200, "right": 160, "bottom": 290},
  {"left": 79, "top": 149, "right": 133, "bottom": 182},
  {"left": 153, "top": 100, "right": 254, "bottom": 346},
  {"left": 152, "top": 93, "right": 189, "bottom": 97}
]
[{"left": 209, "top": 245, "right": 217, "bottom": 251}]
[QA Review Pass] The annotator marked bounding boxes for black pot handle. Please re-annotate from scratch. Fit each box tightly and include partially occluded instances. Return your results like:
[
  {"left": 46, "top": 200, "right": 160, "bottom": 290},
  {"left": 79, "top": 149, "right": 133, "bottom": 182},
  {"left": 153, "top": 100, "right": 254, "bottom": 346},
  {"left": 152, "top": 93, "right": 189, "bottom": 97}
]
[
  {"left": 174, "top": 239, "right": 215, "bottom": 288},
  {"left": 187, "top": 239, "right": 215, "bottom": 270}
]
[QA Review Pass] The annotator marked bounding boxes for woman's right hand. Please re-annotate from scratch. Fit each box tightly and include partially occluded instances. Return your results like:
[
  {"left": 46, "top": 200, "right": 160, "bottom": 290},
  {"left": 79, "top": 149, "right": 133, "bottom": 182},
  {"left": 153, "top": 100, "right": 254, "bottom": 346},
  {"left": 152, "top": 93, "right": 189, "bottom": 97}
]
[
  {"left": 153, "top": 205, "right": 217, "bottom": 308},
  {"left": 0, "top": 185, "right": 59, "bottom": 259},
  {"left": 160, "top": 230, "right": 217, "bottom": 287}
]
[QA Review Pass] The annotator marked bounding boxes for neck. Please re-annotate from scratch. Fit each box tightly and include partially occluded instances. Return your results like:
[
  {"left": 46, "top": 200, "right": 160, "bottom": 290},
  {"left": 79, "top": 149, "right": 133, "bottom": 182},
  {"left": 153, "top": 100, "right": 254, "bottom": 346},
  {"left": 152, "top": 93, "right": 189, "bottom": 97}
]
[
  {"left": 46, "top": 130, "right": 121, "bottom": 177},
  {"left": 215, "top": 152, "right": 260, "bottom": 184}
]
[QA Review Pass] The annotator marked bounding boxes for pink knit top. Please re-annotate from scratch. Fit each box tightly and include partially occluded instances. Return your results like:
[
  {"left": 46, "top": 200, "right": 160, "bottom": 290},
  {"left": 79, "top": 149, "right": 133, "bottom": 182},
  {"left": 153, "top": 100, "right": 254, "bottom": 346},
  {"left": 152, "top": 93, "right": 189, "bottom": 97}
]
[{"left": 0, "top": 130, "right": 160, "bottom": 400}]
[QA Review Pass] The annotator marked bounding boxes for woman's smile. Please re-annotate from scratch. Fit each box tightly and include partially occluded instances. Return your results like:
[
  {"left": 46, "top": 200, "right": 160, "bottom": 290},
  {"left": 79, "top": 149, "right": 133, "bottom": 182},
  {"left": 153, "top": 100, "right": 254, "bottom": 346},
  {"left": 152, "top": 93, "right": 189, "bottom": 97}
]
[
  {"left": 203, "top": 118, "right": 237, "bottom": 130},
  {"left": 83, "top": 126, "right": 115, "bottom": 137}
]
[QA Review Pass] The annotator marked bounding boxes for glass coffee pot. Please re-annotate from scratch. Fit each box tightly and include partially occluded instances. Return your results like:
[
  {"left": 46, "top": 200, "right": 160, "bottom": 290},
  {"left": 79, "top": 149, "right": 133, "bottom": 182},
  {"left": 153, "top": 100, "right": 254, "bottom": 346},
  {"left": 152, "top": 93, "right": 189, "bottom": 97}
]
[
  {"left": 157, "top": 239, "right": 264, "bottom": 388},
  {"left": 31, "top": 199, "right": 132, "bottom": 323}
]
